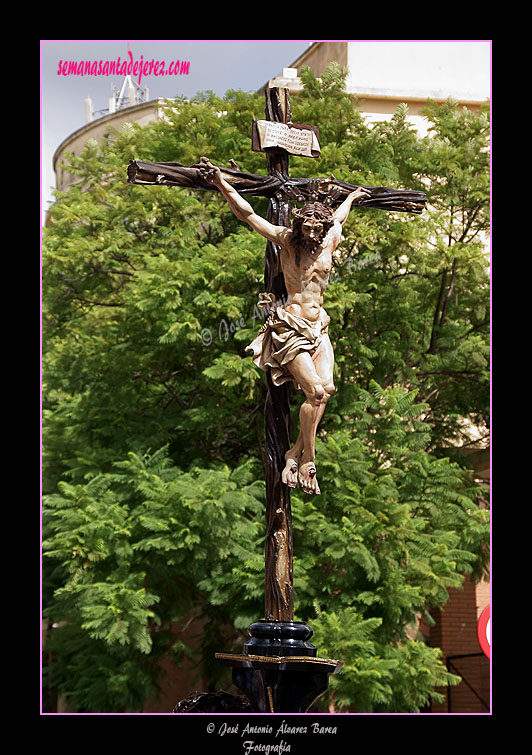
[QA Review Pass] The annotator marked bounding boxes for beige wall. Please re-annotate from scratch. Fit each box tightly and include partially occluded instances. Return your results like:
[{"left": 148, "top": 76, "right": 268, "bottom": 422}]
[
  {"left": 290, "top": 41, "right": 348, "bottom": 77},
  {"left": 53, "top": 99, "right": 162, "bottom": 192}
]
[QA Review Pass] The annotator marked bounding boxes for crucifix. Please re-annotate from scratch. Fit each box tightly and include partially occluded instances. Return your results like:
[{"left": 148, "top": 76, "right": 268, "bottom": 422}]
[{"left": 128, "top": 86, "right": 425, "bottom": 712}]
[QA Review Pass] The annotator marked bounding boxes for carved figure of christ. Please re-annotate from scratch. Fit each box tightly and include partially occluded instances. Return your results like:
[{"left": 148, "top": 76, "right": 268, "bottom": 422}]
[{"left": 199, "top": 157, "right": 370, "bottom": 495}]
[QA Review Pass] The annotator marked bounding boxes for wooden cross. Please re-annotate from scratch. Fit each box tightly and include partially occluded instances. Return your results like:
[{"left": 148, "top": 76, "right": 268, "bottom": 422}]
[{"left": 128, "top": 87, "right": 426, "bottom": 624}]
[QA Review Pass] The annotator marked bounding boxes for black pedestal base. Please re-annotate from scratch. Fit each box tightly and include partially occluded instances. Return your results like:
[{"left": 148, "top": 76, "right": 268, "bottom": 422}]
[{"left": 216, "top": 620, "right": 342, "bottom": 713}]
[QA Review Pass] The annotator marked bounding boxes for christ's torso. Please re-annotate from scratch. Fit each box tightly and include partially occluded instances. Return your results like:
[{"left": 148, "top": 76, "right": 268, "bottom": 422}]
[{"left": 280, "top": 225, "right": 340, "bottom": 322}]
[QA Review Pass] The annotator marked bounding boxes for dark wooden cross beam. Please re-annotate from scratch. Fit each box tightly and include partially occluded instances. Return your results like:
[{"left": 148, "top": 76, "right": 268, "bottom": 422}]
[
  {"left": 127, "top": 87, "right": 426, "bottom": 624},
  {"left": 127, "top": 161, "right": 426, "bottom": 213}
]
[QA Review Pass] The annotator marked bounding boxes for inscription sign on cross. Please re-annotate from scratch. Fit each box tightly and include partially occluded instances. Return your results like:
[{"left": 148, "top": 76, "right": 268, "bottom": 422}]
[
  {"left": 127, "top": 87, "right": 426, "bottom": 625},
  {"left": 252, "top": 119, "right": 321, "bottom": 158}
]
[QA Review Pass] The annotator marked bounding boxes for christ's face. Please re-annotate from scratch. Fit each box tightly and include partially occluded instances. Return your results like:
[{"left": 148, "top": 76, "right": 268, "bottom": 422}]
[
  {"left": 301, "top": 217, "right": 324, "bottom": 242},
  {"left": 291, "top": 204, "right": 333, "bottom": 262}
]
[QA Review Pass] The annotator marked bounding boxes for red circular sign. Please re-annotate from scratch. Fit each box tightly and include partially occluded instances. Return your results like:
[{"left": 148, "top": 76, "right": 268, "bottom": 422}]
[{"left": 477, "top": 605, "right": 490, "bottom": 659}]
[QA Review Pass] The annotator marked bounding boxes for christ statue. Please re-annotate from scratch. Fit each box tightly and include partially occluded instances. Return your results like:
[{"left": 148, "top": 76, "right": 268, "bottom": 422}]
[{"left": 199, "top": 157, "right": 370, "bottom": 496}]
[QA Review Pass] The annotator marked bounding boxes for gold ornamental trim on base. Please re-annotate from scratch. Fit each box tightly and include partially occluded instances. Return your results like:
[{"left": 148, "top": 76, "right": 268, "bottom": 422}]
[{"left": 215, "top": 652, "right": 343, "bottom": 674}]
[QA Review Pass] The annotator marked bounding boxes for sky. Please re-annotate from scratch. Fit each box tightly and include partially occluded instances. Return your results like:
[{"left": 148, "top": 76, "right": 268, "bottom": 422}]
[
  {"left": 40, "top": 40, "right": 491, "bottom": 224},
  {"left": 41, "top": 40, "right": 311, "bottom": 220}
]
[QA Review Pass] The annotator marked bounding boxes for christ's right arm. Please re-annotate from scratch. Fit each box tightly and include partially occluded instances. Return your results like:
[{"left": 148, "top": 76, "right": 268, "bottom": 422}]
[
  {"left": 333, "top": 187, "right": 372, "bottom": 226},
  {"left": 199, "top": 157, "right": 291, "bottom": 247}
]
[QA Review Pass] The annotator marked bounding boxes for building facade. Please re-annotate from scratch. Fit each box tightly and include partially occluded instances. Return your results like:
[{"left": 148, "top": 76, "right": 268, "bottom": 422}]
[{"left": 262, "top": 40, "right": 490, "bottom": 136}]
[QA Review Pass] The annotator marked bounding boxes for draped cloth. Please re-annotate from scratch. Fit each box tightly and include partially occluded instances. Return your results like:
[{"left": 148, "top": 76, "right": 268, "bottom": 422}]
[{"left": 245, "top": 293, "right": 330, "bottom": 387}]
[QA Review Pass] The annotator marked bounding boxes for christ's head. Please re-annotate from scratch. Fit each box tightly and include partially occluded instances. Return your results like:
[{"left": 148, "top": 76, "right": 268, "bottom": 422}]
[{"left": 291, "top": 203, "right": 334, "bottom": 261}]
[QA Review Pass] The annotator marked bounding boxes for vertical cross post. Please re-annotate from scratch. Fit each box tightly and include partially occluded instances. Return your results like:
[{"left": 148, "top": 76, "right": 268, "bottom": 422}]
[{"left": 262, "top": 87, "right": 294, "bottom": 623}]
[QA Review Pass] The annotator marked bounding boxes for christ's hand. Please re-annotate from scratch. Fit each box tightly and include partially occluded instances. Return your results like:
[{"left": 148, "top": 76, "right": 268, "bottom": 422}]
[
  {"left": 198, "top": 157, "right": 221, "bottom": 185},
  {"left": 350, "top": 187, "right": 371, "bottom": 205}
]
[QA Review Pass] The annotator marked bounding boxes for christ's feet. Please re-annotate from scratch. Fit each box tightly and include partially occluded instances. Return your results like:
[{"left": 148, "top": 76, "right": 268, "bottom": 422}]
[
  {"left": 281, "top": 455, "right": 299, "bottom": 488},
  {"left": 298, "top": 461, "right": 321, "bottom": 495}
]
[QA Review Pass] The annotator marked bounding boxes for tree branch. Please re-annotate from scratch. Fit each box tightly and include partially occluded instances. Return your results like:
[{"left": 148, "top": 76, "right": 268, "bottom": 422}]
[
  {"left": 439, "top": 258, "right": 457, "bottom": 328},
  {"left": 427, "top": 269, "right": 448, "bottom": 354}
]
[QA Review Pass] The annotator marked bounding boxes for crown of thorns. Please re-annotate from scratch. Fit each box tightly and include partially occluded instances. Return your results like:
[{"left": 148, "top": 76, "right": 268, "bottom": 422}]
[{"left": 290, "top": 204, "right": 335, "bottom": 227}]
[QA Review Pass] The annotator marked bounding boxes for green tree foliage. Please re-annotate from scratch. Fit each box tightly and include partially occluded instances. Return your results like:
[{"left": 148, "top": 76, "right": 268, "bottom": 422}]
[{"left": 42, "top": 64, "right": 489, "bottom": 712}]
